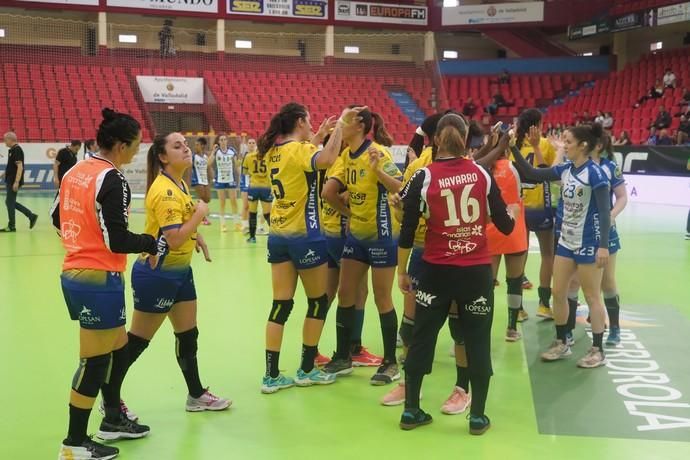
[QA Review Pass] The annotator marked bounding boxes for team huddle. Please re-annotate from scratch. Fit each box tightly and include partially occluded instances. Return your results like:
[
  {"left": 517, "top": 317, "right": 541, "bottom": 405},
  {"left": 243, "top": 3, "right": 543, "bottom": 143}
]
[{"left": 54, "top": 103, "right": 626, "bottom": 459}]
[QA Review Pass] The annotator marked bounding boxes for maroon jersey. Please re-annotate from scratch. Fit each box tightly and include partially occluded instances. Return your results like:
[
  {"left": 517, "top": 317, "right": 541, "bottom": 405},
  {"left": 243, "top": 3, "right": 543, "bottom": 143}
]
[{"left": 400, "top": 157, "right": 514, "bottom": 267}]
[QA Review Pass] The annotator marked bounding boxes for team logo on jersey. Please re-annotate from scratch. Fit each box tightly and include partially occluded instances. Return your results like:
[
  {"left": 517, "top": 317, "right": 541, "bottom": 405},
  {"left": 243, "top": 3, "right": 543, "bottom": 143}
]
[
  {"left": 78, "top": 305, "right": 101, "bottom": 325},
  {"left": 416, "top": 290, "right": 437, "bottom": 307},
  {"left": 350, "top": 192, "right": 367, "bottom": 205},
  {"left": 167, "top": 189, "right": 173, "bottom": 196},
  {"left": 466, "top": 296, "right": 491, "bottom": 315},
  {"left": 383, "top": 162, "right": 400, "bottom": 177},
  {"left": 61, "top": 219, "right": 82, "bottom": 245},
  {"left": 576, "top": 187, "right": 584, "bottom": 197},
  {"left": 448, "top": 239, "right": 478, "bottom": 254},
  {"left": 342, "top": 245, "right": 355, "bottom": 256},
  {"left": 360, "top": 169, "right": 366, "bottom": 178}
]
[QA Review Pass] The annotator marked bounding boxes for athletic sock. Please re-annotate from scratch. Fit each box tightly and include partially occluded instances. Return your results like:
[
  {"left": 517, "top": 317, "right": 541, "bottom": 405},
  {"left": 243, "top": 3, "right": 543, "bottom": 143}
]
[
  {"left": 567, "top": 292, "right": 579, "bottom": 332},
  {"left": 265, "top": 350, "right": 280, "bottom": 378},
  {"left": 300, "top": 345, "right": 318, "bottom": 373},
  {"left": 175, "top": 328, "right": 204, "bottom": 399},
  {"left": 249, "top": 212, "right": 257, "bottom": 238},
  {"left": 335, "top": 306, "right": 355, "bottom": 359},
  {"left": 469, "top": 374, "right": 490, "bottom": 416},
  {"left": 66, "top": 404, "right": 91, "bottom": 445},
  {"left": 604, "top": 293, "right": 621, "bottom": 329},
  {"left": 379, "top": 309, "right": 398, "bottom": 363},
  {"left": 592, "top": 332, "right": 604, "bottom": 349},
  {"left": 506, "top": 277, "right": 522, "bottom": 330},
  {"left": 556, "top": 324, "right": 568, "bottom": 344},
  {"left": 538, "top": 286, "right": 552, "bottom": 308},
  {"left": 101, "top": 345, "right": 129, "bottom": 422},
  {"left": 350, "top": 308, "right": 365, "bottom": 353},
  {"left": 263, "top": 213, "right": 271, "bottom": 227}
]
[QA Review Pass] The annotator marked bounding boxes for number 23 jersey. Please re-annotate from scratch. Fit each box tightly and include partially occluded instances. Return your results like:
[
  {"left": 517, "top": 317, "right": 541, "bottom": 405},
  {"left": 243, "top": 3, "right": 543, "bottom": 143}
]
[{"left": 266, "top": 140, "right": 322, "bottom": 240}]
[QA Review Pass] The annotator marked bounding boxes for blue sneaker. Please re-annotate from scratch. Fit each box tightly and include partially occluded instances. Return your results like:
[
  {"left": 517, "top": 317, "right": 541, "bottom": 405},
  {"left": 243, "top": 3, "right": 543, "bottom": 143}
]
[
  {"left": 606, "top": 326, "right": 621, "bottom": 346},
  {"left": 295, "top": 368, "right": 336, "bottom": 387},
  {"left": 468, "top": 414, "right": 491, "bottom": 435},
  {"left": 246, "top": 237, "right": 257, "bottom": 244},
  {"left": 261, "top": 374, "right": 295, "bottom": 394}
]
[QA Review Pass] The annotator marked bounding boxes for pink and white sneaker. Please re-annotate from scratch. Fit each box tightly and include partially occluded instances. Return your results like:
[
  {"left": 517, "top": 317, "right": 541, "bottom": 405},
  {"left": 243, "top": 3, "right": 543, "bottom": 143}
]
[
  {"left": 185, "top": 388, "right": 232, "bottom": 412},
  {"left": 98, "top": 398, "right": 138, "bottom": 422},
  {"left": 441, "top": 386, "right": 471, "bottom": 415},
  {"left": 381, "top": 383, "right": 405, "bottom": 406},
  {"left": 314, "top": 353, "right": 331, "bottom": 368}
]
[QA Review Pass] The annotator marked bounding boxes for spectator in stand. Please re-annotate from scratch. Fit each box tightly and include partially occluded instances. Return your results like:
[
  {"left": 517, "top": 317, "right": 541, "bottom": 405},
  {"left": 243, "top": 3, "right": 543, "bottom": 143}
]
[
  {"left": 594, "top": 111, "right": 605, "bottom": 125},
  {"left": 657, "top": 129, "right": 673, "bottom": 146},
  {"left": 159, "top": 19, "right": 175, "bottom": 58},
  {"left": 635, "top": 80, "right": 664, "bottom": 107},
  {"left": 646, "top": 127, "right": 659, "bottom": 145},
  {"left": 663, "top": 68, "right": 677, "bottom": 90},
  {"left": 652, "top": 106, "right": 672, "bottom": 130},
  {"left": 462, "top": 97, "right": 478, "bottom": 118},
  {"left": 678, "top": 88, "right": 690, "bottom": 106},
  {"left": 572, "top": 112, "right": 581, "bottom": 126},
  {"left": 602, "top": 112, "right": 614, "bottom": 131},
  {"left": 499, "top": 69, "right": 511, "bottom": 84},
  {"left": 613, "top": 130, "right": 632, "bottom": 146},
  {"left": 676, "top": 115, "right": 690, "bottom": 145},
  {"left": 581, "top": 110, "right": 594, "bottom": 123},
  {"left": 53, "top": 140, "right": 82, "bottom": 188},
  {"left": 485, "top": 90, "right": 513, "bottom": 116},
  {"left": 555, "top": 123, "right": 564, "bottom": 135}
]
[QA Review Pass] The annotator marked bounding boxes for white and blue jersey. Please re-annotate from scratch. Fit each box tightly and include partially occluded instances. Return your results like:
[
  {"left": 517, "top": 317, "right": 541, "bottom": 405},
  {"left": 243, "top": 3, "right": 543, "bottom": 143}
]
[
  {"left": 599, "top": 157, "right": 624, "bottom": 252},
  {"left": 553, "top": 160, "right": 609, "bottom": 251},
  {"left": 191, "top": 153, "right": 209, "bottom": 187},
  {"left": 213, "top": 147, "right": 237, "bottom": 188}
]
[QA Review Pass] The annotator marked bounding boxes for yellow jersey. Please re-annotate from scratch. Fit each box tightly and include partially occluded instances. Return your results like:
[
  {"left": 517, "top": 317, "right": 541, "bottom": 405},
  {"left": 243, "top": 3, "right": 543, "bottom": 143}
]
[
  {"left": 402, "top": 148, "right": 432, "bottom": 247},
  {"left": 510, "top": 137, "right": 556, "bottom": 209},
  {"left": 140, "top": 172, "right": 196, "bottom": 274},
  {"left": 334, "top": 140, "right": 402, "bottom": 242},
  {"left": 321, "top": 154, "right": 346, "bottom": 238},
  {"left": 242, "top": 151, "right": 271, "bottom": 189},
  {"left": 267, "top": 140, "right": 321, "bottom": 239}
]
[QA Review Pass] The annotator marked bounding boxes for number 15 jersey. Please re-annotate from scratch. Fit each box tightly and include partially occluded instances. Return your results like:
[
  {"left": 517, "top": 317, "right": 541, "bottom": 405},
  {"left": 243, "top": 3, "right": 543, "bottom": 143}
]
[{"left": 266, "top": 140, "right": 322, "bottom": 240}]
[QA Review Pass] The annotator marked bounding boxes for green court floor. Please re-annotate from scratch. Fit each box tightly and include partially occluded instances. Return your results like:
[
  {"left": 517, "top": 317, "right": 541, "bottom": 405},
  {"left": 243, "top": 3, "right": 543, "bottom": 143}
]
[{"left": 1, "top": 195, "right": 689, "bottom": 459}]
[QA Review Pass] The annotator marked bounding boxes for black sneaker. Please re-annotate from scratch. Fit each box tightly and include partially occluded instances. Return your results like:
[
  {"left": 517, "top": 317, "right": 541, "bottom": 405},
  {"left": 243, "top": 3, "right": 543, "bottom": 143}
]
[
  {"left": 370, "top": 361, "right": 400, "bottom": 386},
  {"left": 29, "top": 213, "right": 38, "bottom": 229},
  {"left": 0, "top": 227, "right": 16, "bottom": 233},
  {"left": 468, "top": 414, "right": 491, "bottom": 435},
  {"left": 322, "top": 356, "right": 353, "bottom": 376},
  {"left": 59, "top": 437, "right": 119, "bottom": 459},
  {"left": 400, "top": 409, "right": 433, "bottom": 430},
  {"left": 97, "top": 413, "right": 150, "bottom": 441}
]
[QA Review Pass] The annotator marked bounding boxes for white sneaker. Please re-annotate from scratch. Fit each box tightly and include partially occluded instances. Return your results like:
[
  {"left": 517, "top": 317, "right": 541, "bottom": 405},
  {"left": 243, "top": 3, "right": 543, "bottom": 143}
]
[
  {"left": 541, "top": 340, "right": 572, "bottom": 362},
  {"left": 185, "top": 388, "right": 232, "bottom": 412},
  {"left": 257, "top": 227, "right": 269, "bottom": 235}
]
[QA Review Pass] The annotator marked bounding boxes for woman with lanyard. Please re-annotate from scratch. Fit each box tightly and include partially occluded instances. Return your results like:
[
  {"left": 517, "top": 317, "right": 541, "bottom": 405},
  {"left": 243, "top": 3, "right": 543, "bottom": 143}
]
[
  {"left": 52, "top": 108, "right": 161, "bottom": 460},
  {"left": 397, "top": 113, "right": 515, "bottom": 435},
  {"left": 511, "top": 123, "right": 612, "bottom": 368}
]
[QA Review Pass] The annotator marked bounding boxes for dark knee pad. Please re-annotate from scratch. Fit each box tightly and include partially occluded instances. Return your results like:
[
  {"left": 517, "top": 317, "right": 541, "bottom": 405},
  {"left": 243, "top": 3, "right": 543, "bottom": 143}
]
[
  {"left": 71, "top": 353, "right": 112, "bottom": 398},
  {"left": 306, "top": 294, "right": 329, "bottom": 320},
  {"left": 399, "top": 315, "right": 415, "bottom": 345},
  {"left": 269, "top": 299, "right": 294, "bottom": 325},
  {"left": 174, "top": 327, "right": 199, "bottom": 371},
  {"left": 127, "top": 332, "right": 150, "bottom": 365},
  {"left": 448, "top": 313, "right": 465, "bottom": 345},
  {"left": 506, "top": 276, "right": 523, "bottom": 296}
]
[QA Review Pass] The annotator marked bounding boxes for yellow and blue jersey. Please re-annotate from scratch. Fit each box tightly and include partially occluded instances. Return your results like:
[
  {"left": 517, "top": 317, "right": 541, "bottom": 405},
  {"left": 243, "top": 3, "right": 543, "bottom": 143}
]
[
  {"left": 510, "top": 137, "right": 556, "bottom": 209},
  {"left": 242, "top": 151, "right": 271, "bottom": 189},
  {"left": 402, "top": 147, "right": 432, "bottom": 247},
  {"left": 267, "top": 140, "right": 321, "bottom": 240},
  {"left": 139, "top": 172, "right": 196, "bottom": 275},
  {"left": 333, "top": 140, "right": 402, "bottom": 242},
  {"left": 321, "top": 154, "right": 346, "bottom": 238}
]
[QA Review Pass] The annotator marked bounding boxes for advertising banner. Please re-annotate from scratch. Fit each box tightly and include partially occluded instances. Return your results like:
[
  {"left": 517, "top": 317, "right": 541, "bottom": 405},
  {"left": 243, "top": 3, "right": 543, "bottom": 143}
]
[
  {"left": 136, "top": 76, "right": 204, "bottom": 104},
  {"left": 335, "top": 1, "right": 428, "bottom": 26},
  {"left": 106, "top": 0, "right": 219, "bottom": 15},
  {"left": 442, "top": 1, "right": 544, "bottom": 26},
  {"left": 227, "top": 0, "right": 328, "bottom": 20}
]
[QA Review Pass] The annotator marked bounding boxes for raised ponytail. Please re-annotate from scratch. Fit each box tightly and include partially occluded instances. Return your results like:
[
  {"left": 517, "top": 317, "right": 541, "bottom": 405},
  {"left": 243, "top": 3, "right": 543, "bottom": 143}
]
[
  {"left": 371, "top": 112, "right": 394, "bottom": 147},
  {"left": 258, "top": 102, "right": 309, "bottom": 158},
  {"left": 258, "top": 114, "right": 281, "bottom": 158},
  {"left": 146, "top": 133, "right": 168, "bottom": 192}
]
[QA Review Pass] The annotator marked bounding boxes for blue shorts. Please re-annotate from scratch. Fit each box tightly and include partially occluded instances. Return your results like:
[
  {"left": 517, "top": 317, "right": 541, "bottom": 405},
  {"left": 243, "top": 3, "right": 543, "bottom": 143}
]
[
  {"left": 131, "top": 263, "right": 197, "bottom": 313},
  {"left": 326, "top": 235, "right": 345, "bottom": 269},
  {"left": 61, "top": 271, "right": 126, "bottom": 330},
  {"left": 525, "top": 208, "right": 554, "bottom": 232},
  {"left": 248, "top": 187, "right": 273, "bottom": 203},
  {"left": 609, "top": 227, "right": 621, "bottom": 254},
  {"left": 408, "top": 246, "right": 424, "bottom": 291},
  {"left": 556, "top": 244, "right": 598, "bottom": 265},
  {"left": 342, "top": 235, "right": 397, "bottom": 268},
  {"left": 267, "top": 235, "right": 328, "bottom": 270},
  {"left": 214, "top": 182, "right": 236, "bottom": 190}
]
